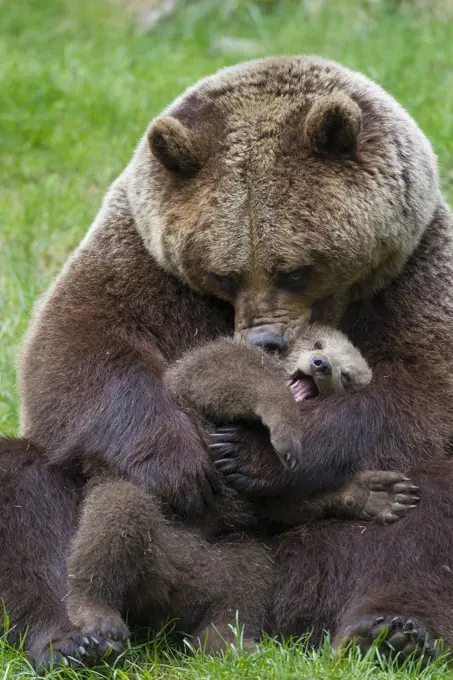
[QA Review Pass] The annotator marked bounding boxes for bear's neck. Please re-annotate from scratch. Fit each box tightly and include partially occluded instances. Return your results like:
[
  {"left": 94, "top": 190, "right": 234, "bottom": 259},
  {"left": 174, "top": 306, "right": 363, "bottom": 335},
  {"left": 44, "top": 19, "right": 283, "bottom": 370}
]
[{"left": 341, "top": 200, "right": 453, "bottom": 364}]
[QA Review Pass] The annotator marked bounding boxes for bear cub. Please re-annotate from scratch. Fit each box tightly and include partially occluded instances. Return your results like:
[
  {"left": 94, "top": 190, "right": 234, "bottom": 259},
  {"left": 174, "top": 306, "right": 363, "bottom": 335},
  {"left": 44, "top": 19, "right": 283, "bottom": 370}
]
[{"left": 62, "top": 324, "right": 419, "bottom": 667}]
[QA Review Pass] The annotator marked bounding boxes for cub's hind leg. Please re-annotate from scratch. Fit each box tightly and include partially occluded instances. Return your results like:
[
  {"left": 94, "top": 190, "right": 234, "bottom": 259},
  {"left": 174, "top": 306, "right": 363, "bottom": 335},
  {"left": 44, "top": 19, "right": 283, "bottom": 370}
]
[
  {"left": 67, "top": 479, "right": 275, "bottom": 660},
  {"left": 67, "top": 478, "right": 177, "bottom": 660}
]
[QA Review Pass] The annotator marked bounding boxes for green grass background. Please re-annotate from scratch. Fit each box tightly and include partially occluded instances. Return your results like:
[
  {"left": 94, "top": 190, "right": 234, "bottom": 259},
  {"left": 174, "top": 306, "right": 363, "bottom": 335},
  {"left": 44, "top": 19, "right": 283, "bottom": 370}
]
[{"left": 1, "top": 0, "right": 453, "bottom": 677}]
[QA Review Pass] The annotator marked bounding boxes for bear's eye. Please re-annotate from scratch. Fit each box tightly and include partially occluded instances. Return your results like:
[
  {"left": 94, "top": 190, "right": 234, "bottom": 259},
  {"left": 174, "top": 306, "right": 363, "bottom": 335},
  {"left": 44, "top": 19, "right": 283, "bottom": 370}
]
[
  {"left": 278, "top": 266, "right": 312, "bottom": 292},
  {"left": 207, "top": 273, "right": 237, "bottom": 298},
  {"left": 314, "top": 341, "right": 323, "bottom": 350}
]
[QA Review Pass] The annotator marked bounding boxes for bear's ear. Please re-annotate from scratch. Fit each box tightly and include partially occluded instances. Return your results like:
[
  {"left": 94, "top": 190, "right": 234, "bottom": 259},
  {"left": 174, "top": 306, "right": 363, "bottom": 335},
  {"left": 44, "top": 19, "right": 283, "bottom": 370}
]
[
  {"left": 304, "top": 93, "right": 362, "bottom": 157},
  {"left": 148, "top": 116, "right": 205, "bottom": 176}
]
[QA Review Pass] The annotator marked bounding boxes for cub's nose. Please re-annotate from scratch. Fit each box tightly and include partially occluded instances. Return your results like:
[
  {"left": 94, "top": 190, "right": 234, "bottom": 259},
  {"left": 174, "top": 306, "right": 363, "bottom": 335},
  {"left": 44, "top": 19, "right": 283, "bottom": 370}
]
[
  {"left": 247, "top": 329, "right": 288, "bottom": 352},
  {"left": 310, "top": 355, "right": 332, "bottom": 376}
]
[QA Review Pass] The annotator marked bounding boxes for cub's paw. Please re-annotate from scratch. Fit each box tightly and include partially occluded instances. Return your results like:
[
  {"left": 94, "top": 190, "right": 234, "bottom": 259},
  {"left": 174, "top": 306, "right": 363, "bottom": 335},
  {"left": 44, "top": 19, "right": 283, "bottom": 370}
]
[
  {"left": 335, "top": 614, "right": 439, "bottom": 663},
  {"left": 346, "top": 471, "right": 419, "bottom": 524},
  {"left": 255, "top": 394, "right": 305, "bottom": 471},
  {"left": 34, "top": 631, "right": 105, "bottom": 670},
  {"left": 82, "top": 620, "right": 130, "bottom": 653},
  {"left": 269, "top": 424, "right": 303, "bottom": 471},
  {"left": 67, "top": 606, "right": 130, "bottom": 663}
]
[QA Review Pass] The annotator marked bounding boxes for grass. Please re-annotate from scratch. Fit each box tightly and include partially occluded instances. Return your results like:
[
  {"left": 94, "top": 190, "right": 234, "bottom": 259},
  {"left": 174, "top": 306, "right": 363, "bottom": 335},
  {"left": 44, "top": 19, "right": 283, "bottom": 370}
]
[
  {"left": 2, "top": 625, "right": 453, "bottom": 680},
  {"left": 1, "top": 0, "right": 453, "bottom": 676}
]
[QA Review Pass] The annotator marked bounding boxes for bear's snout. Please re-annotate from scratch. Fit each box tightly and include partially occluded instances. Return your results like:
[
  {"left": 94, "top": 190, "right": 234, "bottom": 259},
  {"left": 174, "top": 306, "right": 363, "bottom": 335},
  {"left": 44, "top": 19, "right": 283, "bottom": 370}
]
[{"left": 247, "top": 325, "right": 288, "bottom": 353}]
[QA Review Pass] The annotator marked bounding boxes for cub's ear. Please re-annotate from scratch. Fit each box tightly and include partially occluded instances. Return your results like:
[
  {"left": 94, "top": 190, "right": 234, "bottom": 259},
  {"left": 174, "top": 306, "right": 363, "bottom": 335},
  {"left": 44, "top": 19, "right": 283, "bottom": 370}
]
[
  {"left": 148, "top": 116, "right": 205, "bottom": 176},
  {"left": 304, "top": 93, "right": 362, "bottom": 157}
]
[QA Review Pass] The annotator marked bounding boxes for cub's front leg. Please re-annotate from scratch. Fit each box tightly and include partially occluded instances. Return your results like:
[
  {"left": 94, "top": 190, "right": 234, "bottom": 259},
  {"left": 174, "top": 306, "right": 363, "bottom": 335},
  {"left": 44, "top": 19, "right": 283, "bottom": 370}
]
[
  {"left": 164, "top": 339, "right": 303, "bottom": 470},
  {"left": 258, "top": 471, "right": 420, "bottom": 526},
  {"left": 318, "top": 471, "right": 420, "bottom": 524}
]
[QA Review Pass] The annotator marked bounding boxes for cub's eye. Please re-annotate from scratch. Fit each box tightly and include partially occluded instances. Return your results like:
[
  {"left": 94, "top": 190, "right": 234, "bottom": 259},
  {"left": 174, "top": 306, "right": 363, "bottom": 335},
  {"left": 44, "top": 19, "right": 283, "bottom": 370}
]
[
  {"left": 278, "top": 266, "right": 312, "bottom": 292},
  {"left": 314, "top": 341, "right": 323, "bottom": 350},
  {"left": 207, "top": 273, "right": 237, "bottom": 298},
  {"left": 341, "top": 371, "right": 352, "bottom": 388}
]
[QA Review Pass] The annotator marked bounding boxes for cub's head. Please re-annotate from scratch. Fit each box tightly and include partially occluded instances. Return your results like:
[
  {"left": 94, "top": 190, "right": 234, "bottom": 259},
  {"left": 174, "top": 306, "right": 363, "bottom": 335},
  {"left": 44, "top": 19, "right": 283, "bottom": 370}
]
[
  {"left": 129, "top": 56, "right": 438, "bottom": 353},
  {"left": 288, "top": 324, "right": 373, "bottom": 401}
]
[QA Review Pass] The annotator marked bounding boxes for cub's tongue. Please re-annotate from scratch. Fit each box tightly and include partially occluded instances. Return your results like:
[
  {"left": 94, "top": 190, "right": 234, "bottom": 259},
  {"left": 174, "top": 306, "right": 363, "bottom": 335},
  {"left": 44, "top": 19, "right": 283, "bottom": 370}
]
[{"left": 289, "top": 376, "right": 317, "bottom": 402}]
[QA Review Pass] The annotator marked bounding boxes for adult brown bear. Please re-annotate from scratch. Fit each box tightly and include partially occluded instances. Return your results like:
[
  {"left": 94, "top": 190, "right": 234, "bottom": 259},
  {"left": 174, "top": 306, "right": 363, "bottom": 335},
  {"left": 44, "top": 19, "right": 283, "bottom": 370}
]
[{"left": 2, "top": 56, "right": 453, "bottom": 665}]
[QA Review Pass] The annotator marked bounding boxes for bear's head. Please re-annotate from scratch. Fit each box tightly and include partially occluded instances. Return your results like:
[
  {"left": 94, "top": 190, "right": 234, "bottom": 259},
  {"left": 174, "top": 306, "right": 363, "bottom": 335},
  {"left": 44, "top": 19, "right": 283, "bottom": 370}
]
[{"left": 128, "top": 56, "right": 439, "bottom": 351}]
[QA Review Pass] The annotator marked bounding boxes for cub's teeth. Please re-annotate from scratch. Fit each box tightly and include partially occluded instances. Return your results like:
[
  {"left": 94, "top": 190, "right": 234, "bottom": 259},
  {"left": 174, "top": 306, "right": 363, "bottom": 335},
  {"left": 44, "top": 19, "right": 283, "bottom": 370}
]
[{"left": 290, "top": 377, "right": 316, "bottom": 402}]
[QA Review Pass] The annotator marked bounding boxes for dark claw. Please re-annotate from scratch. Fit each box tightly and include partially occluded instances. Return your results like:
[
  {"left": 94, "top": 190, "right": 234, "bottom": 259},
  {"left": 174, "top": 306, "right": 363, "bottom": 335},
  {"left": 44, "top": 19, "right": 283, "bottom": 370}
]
[
  {"left": 394, "top": 493, "right": 419, "bottom": 504},
  {"left": 339, "top": 613, "right": 439, "bottom": 664},
  {"left": 211, "top": 453, "right": 237, "bottom": 465},
  {"left": 106, "top": 639, "right": 124, "bottom": 653},
  {"left": 220, "top": 472, "right": 252, "bottom": 492},
  {"left": 210, "top": 445, "right": 238, "bottom": 462},
  {"left": 94, "top": 637, "right": 125, "bottom": 657},
  {"left": 222, "top": 473, "right": 246, "bottom": 484},
  {"left": 210, "top": 445, "right": 238, "bottom": 457},
  {"left": 215, "top": 457, "right": 237, "bottom": 471},
  {"left": 391, "top": 502, "right": 411, "bottom": 514},
  {"left": 394, "top": 483, "right": 420, "bottom": 494},
  {"left": 215, "top": 455, "right": 235, "bottom": 464},
  {"left": 390, "top": 616, "right": 404, "bottom": 630},
  {"left": 405, "top": 619, "right": 415, "bottom": 632},
  {"left": 215, "top": 466, "right": 236, "bottom": 477}
]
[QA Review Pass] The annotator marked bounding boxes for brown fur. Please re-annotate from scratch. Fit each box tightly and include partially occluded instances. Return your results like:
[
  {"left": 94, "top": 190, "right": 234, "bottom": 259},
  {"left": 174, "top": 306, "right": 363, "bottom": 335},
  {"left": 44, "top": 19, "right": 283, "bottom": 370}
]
[
  {"left": 164, "top": 326, "right": 372, "bottom": 472},
  {"left": 0, "top": 439, "right": 84, "bottom": 662},
  {"left": 65, "top": 469, "right": 414, "bottom": 662},
  {"left": 65, "top": 332, "right": 411, "bottom": 663},
  {"left": 0, "top": 56, "right": 452, "bottom": 664},
  {"left": 304, "top": 93, "right": 362, "bottom": 156},
  {"left": 288, "top": 322, "right": 372, "bottom": 394},
  {"left": 210, "top": 208, "right": 453, "bottom": 658}
]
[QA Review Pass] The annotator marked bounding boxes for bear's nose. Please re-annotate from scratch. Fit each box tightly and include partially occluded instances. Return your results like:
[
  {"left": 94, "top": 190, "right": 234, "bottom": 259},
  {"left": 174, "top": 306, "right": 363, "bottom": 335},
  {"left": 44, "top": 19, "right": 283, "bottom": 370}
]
[
  {"left": 310, "top": 355, "right": 332, "bottom": 376},
  {"left": 247, "top": 328, "right": 288, "bottom": 353}
]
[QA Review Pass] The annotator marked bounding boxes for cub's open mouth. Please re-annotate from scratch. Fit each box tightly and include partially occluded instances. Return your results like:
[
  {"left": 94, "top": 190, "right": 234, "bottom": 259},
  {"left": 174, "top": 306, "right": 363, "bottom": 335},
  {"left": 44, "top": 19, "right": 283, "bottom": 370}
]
[{"left": 288, "top": 372, "right": 319, "bottom": 403}]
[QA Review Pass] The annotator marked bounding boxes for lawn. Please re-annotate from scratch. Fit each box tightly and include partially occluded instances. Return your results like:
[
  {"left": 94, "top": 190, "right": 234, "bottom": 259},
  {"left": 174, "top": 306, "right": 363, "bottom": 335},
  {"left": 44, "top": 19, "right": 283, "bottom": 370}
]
[{"left": 1, "top": 0, "right": 453, "bottom": 677}]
